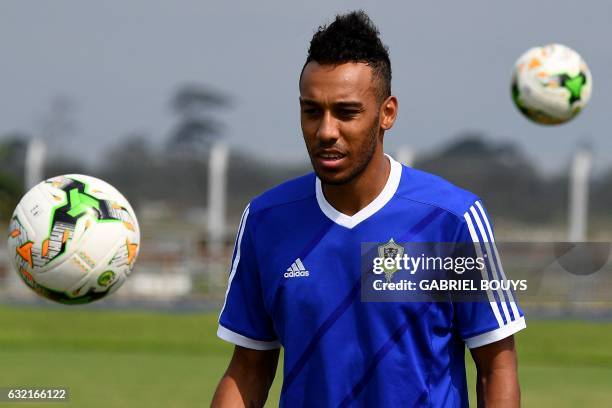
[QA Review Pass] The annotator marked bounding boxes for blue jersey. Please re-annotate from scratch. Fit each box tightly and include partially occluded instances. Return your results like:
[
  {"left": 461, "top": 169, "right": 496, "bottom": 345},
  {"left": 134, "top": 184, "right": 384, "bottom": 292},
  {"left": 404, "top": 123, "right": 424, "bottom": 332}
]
[{"left": 218, "top": 155, "right": 525, "bottom": 407}]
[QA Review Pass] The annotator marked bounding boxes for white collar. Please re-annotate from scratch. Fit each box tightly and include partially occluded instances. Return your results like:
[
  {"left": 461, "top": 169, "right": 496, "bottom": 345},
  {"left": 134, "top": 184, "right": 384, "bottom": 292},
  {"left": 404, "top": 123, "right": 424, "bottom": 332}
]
[{"left": 315, "top": 154, "right": 402, "bottom": 229}]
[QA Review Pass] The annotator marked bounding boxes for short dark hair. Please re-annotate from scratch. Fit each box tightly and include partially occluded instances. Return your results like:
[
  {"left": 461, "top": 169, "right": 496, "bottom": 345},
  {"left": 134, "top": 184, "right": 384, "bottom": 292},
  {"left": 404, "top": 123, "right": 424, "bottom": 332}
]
[{"left": 302, "top": 10, "right": 392, "bottom": 101}]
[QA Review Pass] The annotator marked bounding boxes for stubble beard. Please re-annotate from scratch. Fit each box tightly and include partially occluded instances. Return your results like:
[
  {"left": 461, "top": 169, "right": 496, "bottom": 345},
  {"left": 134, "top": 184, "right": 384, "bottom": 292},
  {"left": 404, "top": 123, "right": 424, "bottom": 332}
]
[{"left": 314, "top": 118, "right": 380, "bottom": 186}]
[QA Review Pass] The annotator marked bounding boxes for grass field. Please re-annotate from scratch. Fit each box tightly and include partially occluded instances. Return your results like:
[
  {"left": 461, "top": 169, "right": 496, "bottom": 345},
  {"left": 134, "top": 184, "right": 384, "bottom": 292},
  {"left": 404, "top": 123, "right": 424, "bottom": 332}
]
[{"left": 0, "top": 304, "right": 611, "bottom": 407}]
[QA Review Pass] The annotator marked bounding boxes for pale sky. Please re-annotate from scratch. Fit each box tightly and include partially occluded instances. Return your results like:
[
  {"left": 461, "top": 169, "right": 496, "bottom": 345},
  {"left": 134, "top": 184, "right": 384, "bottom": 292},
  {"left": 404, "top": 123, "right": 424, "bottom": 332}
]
[{"left": 1, "top": 0, "right": 610, "bottom": 174}]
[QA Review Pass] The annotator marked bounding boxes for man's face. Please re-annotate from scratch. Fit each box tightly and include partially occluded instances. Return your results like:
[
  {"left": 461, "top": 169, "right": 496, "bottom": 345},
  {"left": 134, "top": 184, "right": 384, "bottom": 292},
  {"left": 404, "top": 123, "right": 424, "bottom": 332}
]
[{"left": 299, "top": 62, "right": 384, "bottom": 185}]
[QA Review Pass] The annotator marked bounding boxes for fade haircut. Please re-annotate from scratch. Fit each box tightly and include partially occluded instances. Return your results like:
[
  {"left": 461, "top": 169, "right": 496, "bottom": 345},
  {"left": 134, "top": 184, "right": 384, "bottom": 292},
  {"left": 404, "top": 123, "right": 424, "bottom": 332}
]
[{"left": 302, "top": 10, "right": 392, "bottom": 102}]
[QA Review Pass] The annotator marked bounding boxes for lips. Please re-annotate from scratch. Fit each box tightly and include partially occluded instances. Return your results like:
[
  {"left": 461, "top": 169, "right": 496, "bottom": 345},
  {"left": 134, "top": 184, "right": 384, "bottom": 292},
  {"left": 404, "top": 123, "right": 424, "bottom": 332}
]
[
  {"left": 315, "top": 150, "right": 347, "bottom": 170},
  {"left": 319, "top": 152, "right": 344, "bottom": 160}
]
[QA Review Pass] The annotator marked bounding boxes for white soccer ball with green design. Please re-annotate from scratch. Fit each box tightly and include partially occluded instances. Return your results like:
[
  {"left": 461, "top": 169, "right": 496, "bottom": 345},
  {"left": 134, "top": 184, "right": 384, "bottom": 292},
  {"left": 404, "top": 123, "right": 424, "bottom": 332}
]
[
  {"left": 7, "top": 174, "right": 140, "bottom": 304},
  {"left": 511, "top": 43, "right": 592, "bottom": 125}
]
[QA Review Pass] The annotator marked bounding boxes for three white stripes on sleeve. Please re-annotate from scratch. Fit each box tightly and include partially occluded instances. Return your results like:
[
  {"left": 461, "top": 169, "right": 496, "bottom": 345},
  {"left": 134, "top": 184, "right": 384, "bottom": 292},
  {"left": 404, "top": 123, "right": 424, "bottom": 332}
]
[{"left": 463, "top": 201, "right": 523, "bottom": 330}]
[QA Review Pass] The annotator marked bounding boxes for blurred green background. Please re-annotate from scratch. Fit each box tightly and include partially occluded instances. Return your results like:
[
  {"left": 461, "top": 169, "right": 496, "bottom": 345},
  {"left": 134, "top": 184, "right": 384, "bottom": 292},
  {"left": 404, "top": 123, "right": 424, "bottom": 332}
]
[{"left": 0, "top": 305, "right": 610, "bottom": 407}]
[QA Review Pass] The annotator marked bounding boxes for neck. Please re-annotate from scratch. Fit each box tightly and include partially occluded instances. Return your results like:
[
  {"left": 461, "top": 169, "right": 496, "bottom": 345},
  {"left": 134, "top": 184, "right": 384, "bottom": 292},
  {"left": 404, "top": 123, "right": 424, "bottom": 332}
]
[{"left": 321, "top": 150, "right": 390, "bottom": 216}]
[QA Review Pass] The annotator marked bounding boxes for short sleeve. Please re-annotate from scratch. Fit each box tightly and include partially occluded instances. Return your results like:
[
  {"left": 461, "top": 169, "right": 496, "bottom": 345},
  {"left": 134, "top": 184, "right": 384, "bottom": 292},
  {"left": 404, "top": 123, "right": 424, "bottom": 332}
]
[
  {"left": 217, "top": 205, "right": 281, "bottom": 350},
  {"left": 453, "top": 200, "right": 526, "bottom": 349}
]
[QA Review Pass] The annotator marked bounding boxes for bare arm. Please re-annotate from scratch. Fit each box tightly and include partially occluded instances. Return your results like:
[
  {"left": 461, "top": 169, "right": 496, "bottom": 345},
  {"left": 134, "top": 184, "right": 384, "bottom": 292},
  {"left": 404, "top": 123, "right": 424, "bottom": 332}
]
[
  {"left": 470, "top": 335, "right": 520, "bottom": 408},
  {"left": 211, "top": 345, "right": 280, "bottom": 408}
]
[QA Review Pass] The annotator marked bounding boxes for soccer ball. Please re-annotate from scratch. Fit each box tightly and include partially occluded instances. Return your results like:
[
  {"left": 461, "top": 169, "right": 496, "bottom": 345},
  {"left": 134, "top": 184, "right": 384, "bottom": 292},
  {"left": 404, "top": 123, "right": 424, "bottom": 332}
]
[
  {"left": 511, "top": 43, "right": 592, "bottom": 125},
  {"left": 6, "top": 174, "right": 140, "bottom": 304}
]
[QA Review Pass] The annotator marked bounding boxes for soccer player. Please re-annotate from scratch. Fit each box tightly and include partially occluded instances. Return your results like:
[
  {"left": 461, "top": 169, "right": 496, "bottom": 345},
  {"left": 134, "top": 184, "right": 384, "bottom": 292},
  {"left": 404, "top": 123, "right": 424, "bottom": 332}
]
[{"left": 212, "top": 10, "right": 525, "bottom": 407}]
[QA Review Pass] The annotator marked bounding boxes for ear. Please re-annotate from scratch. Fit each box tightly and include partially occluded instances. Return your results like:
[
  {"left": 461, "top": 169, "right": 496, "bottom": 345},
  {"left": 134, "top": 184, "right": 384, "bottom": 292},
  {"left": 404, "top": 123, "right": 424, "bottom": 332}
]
[{"left": 380, "top": 96, "right": 398, "bottom": 130}]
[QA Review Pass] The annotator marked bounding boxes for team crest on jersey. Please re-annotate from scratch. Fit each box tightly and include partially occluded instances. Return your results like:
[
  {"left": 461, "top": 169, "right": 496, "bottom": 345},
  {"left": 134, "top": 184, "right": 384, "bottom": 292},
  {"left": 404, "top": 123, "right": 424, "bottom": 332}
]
[{"left": 378, "top": 238, "right": 404, "bottom": 282}]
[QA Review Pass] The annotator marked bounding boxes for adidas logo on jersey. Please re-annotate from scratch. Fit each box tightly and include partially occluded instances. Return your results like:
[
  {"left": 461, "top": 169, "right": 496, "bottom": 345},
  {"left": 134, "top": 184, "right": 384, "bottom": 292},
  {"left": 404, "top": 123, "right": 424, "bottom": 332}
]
[{"left": 284, "top": 258, "right": 309, "bottom": 278}]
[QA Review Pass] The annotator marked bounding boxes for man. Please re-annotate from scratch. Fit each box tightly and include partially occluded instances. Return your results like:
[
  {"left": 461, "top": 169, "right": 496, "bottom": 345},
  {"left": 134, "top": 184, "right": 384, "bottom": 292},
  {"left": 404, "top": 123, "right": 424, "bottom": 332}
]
[{"left": 212, "top": 11, "right": 525, "bottom": 407}]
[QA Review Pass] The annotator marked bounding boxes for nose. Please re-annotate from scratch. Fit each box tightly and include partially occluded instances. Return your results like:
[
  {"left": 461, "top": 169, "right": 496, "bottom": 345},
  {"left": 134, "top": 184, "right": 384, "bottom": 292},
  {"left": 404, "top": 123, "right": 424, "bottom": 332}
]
[{"left": 316, "top": 111, "right": 339, "bottom": 145}]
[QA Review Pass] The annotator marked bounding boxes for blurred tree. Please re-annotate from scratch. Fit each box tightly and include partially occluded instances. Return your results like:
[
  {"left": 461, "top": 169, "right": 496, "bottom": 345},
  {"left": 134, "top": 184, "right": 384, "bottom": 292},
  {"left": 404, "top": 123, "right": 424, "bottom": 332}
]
[
  {"left": 100, "top": 132, "right": 208, "bottom": 211},
  {"left": 0, "top": 135, "right": 28, "bottom": 183},
  {"left": 167, "top": 84, "right": 231, "bottom": 154},
  {"left": 415, "top": 133, "right": 565, "bottom": 223},
  {"left": 0, "top": 135, "right": 27, "bottom": 221},
  {"left": 226, "top": 151, "right": 310, "bottom": 218},
  {"left": 0, "top": 173, "right": 21, "bottom": 221},
  {"left": 590, "top": 169, "right": 612, "bottom": 228},
  {"left": 97, "top": 133, "right": 155, "bottom": 210},
  {"left": 43, "top": 155, "right": 89, "bottom": 180},
  {"left": 172, "top": 85, "right": 230, "bottom": 114}
]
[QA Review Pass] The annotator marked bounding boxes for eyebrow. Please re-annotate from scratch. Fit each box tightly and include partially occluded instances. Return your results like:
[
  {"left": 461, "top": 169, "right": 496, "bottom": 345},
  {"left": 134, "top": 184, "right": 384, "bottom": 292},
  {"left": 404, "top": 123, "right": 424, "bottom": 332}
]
[{"left": 299, "top": 98, "right": 364, "bottom": 109}]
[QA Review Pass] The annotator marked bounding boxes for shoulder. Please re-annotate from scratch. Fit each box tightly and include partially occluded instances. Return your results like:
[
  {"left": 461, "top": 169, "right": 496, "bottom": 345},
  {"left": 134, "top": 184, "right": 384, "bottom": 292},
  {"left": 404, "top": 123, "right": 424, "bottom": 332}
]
[
  {"left": 248, "top": 172, "right": 316, "bottom": 215},
  {"left": 396, "top": 165, "right": 481, "bottom": 219}
]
